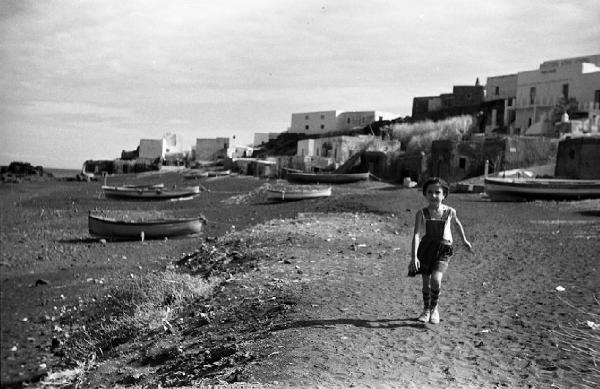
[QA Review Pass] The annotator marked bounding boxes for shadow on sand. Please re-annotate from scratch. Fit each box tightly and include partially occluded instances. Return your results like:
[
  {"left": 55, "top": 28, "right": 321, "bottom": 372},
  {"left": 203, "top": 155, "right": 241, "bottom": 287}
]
[{"left": 272, "top": 317, "right": 427, "bottom": 331}]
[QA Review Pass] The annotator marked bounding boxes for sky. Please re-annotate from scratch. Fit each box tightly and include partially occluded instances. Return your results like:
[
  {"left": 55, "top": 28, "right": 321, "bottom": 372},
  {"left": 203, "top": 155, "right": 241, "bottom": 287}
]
[{"left": 1, "top": 0, "right": 599, "bottom": 169}]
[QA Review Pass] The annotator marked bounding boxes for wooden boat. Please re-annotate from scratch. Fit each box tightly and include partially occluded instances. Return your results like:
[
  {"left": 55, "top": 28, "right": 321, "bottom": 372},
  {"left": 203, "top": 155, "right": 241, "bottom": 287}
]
[
  {"left": 89, "top": 212, "right": 206, "bottom": 239},
  {"left": 285, "top": 172, "right": 370, "bottom": 184},
  {"left": 102, "top": 185, "right": 200, "bottom": 200},
  {"left": 207, "top": 169, "right": 231, "bottom": 177},
  {"left": 267, "top": 186, "right": 332, "bottom": 201},
  {"left": 183, "top": 171, "right": 209, "bottom": 179},
  {"left": 122, "top": 183, "right": 165, "bottom": 189},
  {"left": 484, "top": 177, "right": 600, "bottom": 201}
]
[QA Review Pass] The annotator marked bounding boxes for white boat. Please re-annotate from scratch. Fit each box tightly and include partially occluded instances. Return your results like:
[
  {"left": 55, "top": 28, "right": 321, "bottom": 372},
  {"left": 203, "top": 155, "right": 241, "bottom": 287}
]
[
  {"left": 102, "top": 185, "right": 200, "bottom": 200},
  {"left": 267, "top": 186, "right": 332, "bottom": 201},
  {"left": 89, "top": 212, "right": 206, "bottom": 239},
  {"left": 484, "top": 177, "right": 600, "bottom": 201}
]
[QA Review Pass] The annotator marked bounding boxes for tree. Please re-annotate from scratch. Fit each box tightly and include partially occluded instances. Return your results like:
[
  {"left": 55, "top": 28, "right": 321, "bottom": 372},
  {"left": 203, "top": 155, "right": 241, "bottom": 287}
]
[{"left": 551, "top": 97, "right": 579, "bottom": 124}]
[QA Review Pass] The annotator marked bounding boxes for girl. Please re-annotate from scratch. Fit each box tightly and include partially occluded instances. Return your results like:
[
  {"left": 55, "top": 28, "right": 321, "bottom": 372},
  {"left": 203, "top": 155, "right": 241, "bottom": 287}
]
[{"left": 408, "top": 177, "right": 472, "bottom": 324}]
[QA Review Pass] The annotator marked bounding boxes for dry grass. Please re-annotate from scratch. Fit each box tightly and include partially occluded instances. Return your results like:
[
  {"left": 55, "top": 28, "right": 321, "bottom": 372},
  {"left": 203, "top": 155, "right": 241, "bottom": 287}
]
[
  {"left": 390, "top": 115, "right": 473, "bottom": 152},
  {"left": 551, "top": 294, "right": 600, "bottom": 388},
  {"left": 63, "top": 271, "right": 220, "bottom": 360}
]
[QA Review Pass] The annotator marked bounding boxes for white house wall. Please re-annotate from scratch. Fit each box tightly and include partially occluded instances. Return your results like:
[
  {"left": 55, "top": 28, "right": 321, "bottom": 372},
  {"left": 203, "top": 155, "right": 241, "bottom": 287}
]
[
  {"left": 335, "top": 111, "right": 399, "bottom": 132},
  {"left": 139, "top": 139, "right": 165, "bottom": 159},
  {"left": 290, "top": 111, "right": 337, "bottom": 134},
  {"left": 484, "top": 74, "right": 517, "bottom": 101},
  {"left": 513, "top": 61, "right": 600, "bottom": 133},
  {"left": 195, "top": 137, "right": 231, "bottom": 161}
]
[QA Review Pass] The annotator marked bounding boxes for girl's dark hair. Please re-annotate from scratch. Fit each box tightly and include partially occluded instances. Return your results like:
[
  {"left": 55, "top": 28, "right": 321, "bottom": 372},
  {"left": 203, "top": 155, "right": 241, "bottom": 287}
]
[{"left": 422, "top": 177, "right": 449, "bottom": 197}]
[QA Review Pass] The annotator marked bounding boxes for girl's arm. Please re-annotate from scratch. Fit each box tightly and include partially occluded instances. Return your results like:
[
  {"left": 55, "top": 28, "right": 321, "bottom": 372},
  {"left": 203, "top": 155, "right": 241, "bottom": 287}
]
[
  {"left": 451, "top": 209, "right": 473, "bottom": 251},
  {"left": 409, "top": 210, "right": 423, "bottom": 271}
]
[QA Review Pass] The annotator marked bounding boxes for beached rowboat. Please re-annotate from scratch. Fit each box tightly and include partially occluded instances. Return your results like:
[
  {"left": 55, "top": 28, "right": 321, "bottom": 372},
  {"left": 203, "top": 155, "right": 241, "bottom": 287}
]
[
  {"left": 484, "top": 177, "right": 600, "bottom": 201},
  {"left": 267, "top": 186, "right": 332, "bottom": 201},
  {"left": 285, "top": 172, "right": 370, "bottom": 184},
  {"left": 88, "top": 212, "right": 206, "bottom": 239},
  {"left": 102, "top": 185, "right": 200, "bottom": 200}
]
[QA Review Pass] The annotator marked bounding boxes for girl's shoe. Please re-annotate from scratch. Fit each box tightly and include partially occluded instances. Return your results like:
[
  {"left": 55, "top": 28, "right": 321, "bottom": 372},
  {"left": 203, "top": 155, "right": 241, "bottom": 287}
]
[
  {"left": 417, "top": 308, "right": 431, "bottom": 322},
  {"left": 429, "top": 307, "right": 440, "bottom": 324}
]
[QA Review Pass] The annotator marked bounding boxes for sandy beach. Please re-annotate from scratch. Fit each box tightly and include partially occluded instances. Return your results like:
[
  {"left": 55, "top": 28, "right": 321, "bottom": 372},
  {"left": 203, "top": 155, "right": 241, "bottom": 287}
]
[{"left": 1, "top": 173, "right": 599, "bottom": 388}]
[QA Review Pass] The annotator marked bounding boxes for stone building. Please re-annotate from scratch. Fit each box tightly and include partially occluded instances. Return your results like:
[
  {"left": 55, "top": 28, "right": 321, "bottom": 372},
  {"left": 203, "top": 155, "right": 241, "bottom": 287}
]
[
  {"left": 430, "top": 136, "right": 558, "bottom": 182},
  {"left": 555, "top": 136, "right": 600, "bottom": 179}
]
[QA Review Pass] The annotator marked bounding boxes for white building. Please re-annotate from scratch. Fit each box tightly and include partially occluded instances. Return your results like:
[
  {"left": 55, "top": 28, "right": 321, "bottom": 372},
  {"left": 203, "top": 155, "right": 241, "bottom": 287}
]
[
  {"left": 289, "top": 110, "right": 399, "bottom": 135},
  {"left": 336, "top": 111, "right": 399, "bottom": 132},
  {"left": 511, "top": 55, "right": 600, "bottom": 135},
  {"left": 253, "top": 132, "right": 282, "bottom": 146},
  {"left": 195, "top": 137, "right": 233, "bottom": 161},
  {"left": 138, "top": 133, "right": 184, "bottom": 160},
  {"left": 290, "top": 110, "right": 338, "bottom": 135}
]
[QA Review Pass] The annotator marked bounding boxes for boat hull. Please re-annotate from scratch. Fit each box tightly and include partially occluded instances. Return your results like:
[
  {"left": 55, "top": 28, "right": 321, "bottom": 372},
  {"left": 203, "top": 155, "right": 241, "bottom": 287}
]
[
  {"left": 267, "top": 187, "right": 332, "bottom": 201},
  {"left": 89, "top": 214, "right": 205, "bottom": 239},
  {"left": 102, "top": 185, "right": 200, "bottom": 200},
  {"left": 286, "top": 172, "right": 370, "bottom": 184},
  {"left": 484, "top": 177, "right": 600, "bottom": 201}
]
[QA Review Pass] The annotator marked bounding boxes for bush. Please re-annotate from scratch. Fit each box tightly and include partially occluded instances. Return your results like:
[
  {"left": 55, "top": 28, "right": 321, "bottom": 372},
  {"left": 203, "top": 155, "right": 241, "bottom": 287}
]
[
  {"left": 390, "top": 115, "right": 473, "bottom": 153},
  {"left": 63, "top": 271, "right": 219, "bottom": 359}
]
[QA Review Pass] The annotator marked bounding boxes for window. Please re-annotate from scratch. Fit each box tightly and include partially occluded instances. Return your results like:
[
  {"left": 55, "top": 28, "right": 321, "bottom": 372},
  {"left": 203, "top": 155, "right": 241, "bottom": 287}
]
[
  {"left": 494, "top": 86, "right": 500, "bottom": 96},
  {"left": 305, "top": 125, "right": 309, "bottom": 130},
  {"left": 320, "top": 114, "right": 325, "bottom": 119},
  {"left": 594, "top": 90, "right": 600, "bottom": 104},
  {"left": 305, "top": 115, "right": 309, "bottom": 120},
  {"left": 562, "top": 84, "right": 569, "bottom": 99},
  {"left": 320, "top": 124, "right": 324, "bottom": 129},
  {"left": 529, "top": 87, "right": 536, "bottom": 105},
  {"left": 528, "top": 117, "right": 532, "bottom": 127},
  {"left": 459, "top": 157, "right": 466, "bottom": 169},
  {"left": 347, "top": 118, "right": 351, "bottom": 124}
]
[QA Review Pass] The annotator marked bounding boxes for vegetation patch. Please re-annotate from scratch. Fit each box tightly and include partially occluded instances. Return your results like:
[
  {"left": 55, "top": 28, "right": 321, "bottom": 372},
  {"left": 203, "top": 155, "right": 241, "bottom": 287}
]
[{"left": 61, "top": 271, "right": 220, "bottom": 362}]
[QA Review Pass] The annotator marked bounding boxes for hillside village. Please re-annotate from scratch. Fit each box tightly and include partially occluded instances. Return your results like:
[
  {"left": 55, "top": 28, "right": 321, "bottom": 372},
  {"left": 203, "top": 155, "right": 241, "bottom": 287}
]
[{"left": 83, "top": 54, "right": 600, "bottom": 184}]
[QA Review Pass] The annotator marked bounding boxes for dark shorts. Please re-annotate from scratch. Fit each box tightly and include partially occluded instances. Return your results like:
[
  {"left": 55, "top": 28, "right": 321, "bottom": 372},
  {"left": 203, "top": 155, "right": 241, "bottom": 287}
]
[{"left": 416, "top": 241, "right": 453, "bottom": 276}]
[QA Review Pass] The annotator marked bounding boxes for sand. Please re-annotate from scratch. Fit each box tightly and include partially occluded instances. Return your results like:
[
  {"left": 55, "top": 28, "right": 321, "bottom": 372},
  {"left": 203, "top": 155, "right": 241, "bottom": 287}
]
[{"left": 1, "top": 174, "right": 598, "bottom": 388}]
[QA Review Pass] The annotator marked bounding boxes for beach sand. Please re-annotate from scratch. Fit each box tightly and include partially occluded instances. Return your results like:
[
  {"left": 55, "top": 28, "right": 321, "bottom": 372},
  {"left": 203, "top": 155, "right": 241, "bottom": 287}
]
[{"left": 1, "top": 174, "right": 598, "bottom": 388}]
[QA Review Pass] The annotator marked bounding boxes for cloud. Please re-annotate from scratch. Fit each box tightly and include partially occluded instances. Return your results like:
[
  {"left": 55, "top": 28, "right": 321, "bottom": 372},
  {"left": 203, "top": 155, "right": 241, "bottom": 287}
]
[{"left": 1, "top": 0, "right": 599, "bottom": 168}]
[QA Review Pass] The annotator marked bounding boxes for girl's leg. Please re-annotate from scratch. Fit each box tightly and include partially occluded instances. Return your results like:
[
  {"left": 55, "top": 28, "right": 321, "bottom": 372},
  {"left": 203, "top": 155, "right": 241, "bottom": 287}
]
[
  {"left": 418, "top": 274, "right": 431, "bottom": 322},
  {"left": 429, "top": 270, "right": 444, "bottom": 323}
]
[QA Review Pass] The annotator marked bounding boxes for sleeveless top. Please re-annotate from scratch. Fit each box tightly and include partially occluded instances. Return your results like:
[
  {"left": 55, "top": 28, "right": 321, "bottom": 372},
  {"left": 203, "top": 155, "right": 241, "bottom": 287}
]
[{"left": 421, "top": 207, "right": 453, "bottom": 245}]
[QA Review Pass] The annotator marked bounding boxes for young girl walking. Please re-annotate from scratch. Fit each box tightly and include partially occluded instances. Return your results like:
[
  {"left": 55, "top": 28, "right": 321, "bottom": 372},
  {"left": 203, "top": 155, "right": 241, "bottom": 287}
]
[{"left": 408, "top": 177, "right": 472, "bottom": 324}]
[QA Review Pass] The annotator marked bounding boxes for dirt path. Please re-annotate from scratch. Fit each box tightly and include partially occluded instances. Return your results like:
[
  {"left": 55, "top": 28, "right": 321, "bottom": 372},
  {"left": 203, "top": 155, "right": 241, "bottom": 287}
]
[{"left": 231, "top": 197, "right": 599, "bottom": 388}]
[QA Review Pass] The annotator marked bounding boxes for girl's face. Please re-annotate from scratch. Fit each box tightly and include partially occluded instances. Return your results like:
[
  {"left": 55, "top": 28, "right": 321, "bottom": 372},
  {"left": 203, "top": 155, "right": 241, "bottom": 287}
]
[{"left": 425, "top": 183, "right": 446, "bottom": 206}]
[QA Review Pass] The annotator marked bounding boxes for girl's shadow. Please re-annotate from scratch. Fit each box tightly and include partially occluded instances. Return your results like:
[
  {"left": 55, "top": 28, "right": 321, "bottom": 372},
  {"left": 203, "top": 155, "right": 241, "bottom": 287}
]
[{"left": 272, "top": 317, "right": 427, "bottom": 331}]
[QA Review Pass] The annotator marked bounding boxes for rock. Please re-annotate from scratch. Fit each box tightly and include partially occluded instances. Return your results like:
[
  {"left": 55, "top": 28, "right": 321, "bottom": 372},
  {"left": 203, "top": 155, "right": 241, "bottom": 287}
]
[{"left": 51, "top": 337, "right": 62, "bottom": 350}]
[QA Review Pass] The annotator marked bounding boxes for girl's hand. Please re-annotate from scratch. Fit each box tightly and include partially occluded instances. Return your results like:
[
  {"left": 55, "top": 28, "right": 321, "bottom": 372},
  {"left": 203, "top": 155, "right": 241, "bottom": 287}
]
[
  {"left": 408, "top": 258, "right": 420, "bottom": 273},
  {"left": 463, "top": 240, "right": 473, "bottom": 252}
]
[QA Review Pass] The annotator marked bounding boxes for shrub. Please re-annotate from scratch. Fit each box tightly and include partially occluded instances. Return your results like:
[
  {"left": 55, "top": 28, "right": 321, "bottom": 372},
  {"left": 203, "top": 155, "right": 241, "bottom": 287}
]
[{"left": 63, "top": 271, "right": 219, "bottom": 360}]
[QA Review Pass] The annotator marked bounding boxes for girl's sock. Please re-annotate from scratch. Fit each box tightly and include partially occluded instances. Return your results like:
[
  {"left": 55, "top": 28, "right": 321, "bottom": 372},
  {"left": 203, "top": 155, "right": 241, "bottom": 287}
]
[
  {"left": 422, "top": 289, "right": 430, "bottom": 310},
  {"left": 430, "top": 288, "right": 440, "bottom": 309}
]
